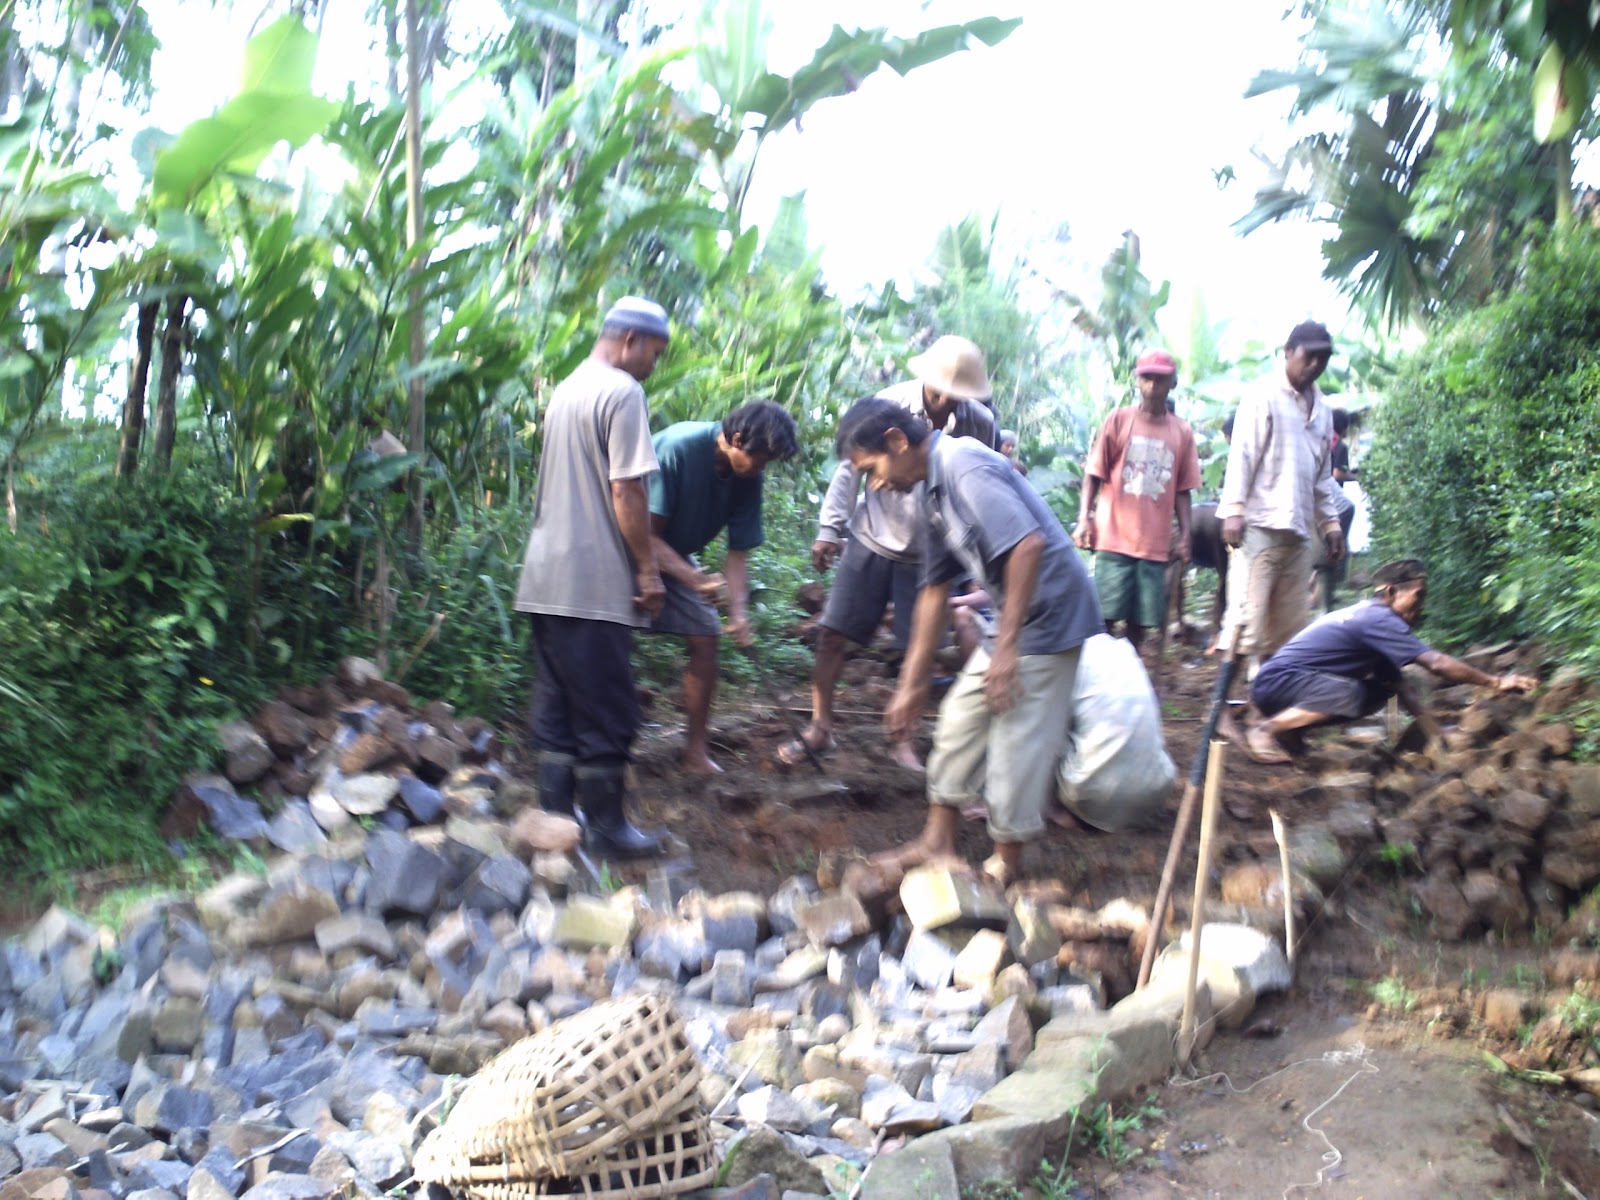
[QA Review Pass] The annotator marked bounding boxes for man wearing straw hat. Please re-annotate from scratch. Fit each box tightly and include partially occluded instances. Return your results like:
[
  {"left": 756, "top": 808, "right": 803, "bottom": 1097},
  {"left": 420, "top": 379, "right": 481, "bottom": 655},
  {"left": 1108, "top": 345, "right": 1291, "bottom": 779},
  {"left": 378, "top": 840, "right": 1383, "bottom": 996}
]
[
  {"left": 778, "top": 336, "right": 999, "bottom": 771},
  {"left": 515, "top": 295, "right": 672, "bottom": 858},
  {"left": 1243, "top": 558, "right": 1537, "bottom": 763}
]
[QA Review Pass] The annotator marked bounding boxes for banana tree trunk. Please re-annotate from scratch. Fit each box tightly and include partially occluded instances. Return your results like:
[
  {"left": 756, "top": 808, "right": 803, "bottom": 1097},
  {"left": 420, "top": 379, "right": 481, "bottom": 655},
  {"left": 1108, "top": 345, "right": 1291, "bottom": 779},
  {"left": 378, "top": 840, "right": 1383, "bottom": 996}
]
[
  {"left": 151, "top": 295, "right": 189, "bottom": 473},
  {"left": 116, "top": 300, "right": 160, "bottom": 479},
  {"left": 1556, "top": 135, "right": 1574, "bottom": 231}
]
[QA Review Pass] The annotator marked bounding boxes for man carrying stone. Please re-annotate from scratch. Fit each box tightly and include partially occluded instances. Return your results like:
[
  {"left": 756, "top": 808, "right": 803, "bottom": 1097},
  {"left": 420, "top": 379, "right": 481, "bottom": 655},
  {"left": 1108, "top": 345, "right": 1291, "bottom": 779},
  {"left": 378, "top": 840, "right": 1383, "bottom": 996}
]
[
  {"left": 836, "top": 397, "right": 1102, "bottom": 885},
  {"left": 1245, "top": 558, "right": 1537, "bottom": 763},
  {"left": 779, "top": 336, "right": 999, "bottom": 771},
  {"left": 1217, "top": 320, "right": 1347, "bottom": 667},
  {"left": 1073, "top": 349, "right": 1201, "bottom": 651},
  {"left": 514, "top": 296, "right": 671, "bottom": 859},
  {"left": 646, "top": 401, "right": 801, "bottom": 775}
]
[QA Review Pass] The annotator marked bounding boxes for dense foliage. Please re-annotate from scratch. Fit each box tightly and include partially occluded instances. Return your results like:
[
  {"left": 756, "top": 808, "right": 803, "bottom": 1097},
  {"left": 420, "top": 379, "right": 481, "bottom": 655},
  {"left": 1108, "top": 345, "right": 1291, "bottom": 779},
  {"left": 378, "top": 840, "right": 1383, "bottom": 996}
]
[{"left": 1364, "top": 229, "right": 1600, "bottom": 662}]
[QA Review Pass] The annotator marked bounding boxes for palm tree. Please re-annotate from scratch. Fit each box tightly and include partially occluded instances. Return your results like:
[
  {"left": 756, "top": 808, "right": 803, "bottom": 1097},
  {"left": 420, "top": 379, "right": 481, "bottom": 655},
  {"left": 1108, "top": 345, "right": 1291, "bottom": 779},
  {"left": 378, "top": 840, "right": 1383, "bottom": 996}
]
[{"left": 1239, "top": 0, "right": 1575, "bottom": 329}]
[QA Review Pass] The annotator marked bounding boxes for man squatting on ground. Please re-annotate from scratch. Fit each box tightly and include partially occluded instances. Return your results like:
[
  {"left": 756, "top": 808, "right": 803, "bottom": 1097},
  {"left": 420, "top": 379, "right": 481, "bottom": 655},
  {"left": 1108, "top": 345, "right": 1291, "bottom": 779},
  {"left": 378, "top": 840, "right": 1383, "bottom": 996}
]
[
  {"left": 1217, "top": 320, "right": 1346, "bottom": 668},
  {"left": 1245, "top": 558, "right": 1537, "bottom": 764},
  {"left": 514, "top": 296, "right": 671, "bottom": 859},
  {"left": 836, "top": 397, "right": 1103, "bottom": 885},
  {"left": 645, "top": 402, "right": 801, "bottom": 775},
  {"left": 780, "top": 336, "right": 999, "bottom": 772},
  {"left": 1073, "top": 349, "right": 1201, "bottom": 651}
]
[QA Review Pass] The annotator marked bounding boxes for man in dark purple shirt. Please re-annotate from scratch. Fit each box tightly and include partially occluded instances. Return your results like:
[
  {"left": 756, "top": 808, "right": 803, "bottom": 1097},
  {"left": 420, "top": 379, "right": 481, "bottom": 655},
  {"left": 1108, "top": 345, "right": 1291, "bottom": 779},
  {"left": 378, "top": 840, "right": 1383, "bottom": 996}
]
[{"left": 1245, "top": 558, "right": 1537, "bottom": 763}]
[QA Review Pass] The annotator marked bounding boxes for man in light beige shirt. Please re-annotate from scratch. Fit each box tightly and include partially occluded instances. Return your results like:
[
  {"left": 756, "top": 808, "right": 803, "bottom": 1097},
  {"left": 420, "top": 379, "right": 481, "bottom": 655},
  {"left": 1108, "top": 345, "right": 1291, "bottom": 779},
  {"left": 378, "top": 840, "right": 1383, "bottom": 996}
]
[{"left": 1217, "top": 320, "right": 1347, "bottom": 663}]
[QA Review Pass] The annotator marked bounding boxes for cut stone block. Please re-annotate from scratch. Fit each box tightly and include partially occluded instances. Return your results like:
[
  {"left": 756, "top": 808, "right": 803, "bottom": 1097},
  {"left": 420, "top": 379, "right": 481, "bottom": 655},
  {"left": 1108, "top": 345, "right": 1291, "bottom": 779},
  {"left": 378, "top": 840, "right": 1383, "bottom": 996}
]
[{"left": 899, "top": 866, "right": 1011, "bottom": 932}]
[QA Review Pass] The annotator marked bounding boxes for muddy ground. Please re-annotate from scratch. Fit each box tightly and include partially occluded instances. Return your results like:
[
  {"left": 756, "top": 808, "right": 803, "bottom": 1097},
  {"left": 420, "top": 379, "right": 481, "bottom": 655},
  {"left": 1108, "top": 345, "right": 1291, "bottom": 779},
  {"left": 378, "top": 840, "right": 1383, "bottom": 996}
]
[{"left": 625, "top": 636, "right": 1600, "bottom": 1199}]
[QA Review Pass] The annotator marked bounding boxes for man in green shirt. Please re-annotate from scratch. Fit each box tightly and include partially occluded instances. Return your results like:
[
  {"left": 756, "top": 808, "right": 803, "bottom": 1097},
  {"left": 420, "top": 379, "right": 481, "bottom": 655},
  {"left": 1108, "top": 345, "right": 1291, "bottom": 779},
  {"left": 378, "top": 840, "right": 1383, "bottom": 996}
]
[{"left": 648, "top": 401, "right": 801, "bottom": 774}]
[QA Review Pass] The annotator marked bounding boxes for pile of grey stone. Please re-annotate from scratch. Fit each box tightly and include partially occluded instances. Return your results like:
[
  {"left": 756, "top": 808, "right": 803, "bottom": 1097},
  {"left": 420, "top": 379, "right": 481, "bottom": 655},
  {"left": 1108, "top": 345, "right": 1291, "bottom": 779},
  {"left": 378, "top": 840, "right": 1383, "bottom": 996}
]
[
  {"left": 0, "top": 658, "right": 1308, "bottom": 1200},
  {"left": 0, "top": 812, "right": 1300, "bottom": 1200}
]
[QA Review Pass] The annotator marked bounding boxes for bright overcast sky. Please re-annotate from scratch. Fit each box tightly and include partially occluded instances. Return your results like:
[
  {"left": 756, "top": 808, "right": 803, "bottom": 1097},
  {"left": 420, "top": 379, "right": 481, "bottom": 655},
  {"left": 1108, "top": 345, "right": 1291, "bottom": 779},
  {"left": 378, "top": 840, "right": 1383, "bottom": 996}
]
[
  {"left": 141, "top": 0, "right": 1350, "bottom": 355},
  {"left": 732, "top": 0, "right": 1350, "bottom": 352}
]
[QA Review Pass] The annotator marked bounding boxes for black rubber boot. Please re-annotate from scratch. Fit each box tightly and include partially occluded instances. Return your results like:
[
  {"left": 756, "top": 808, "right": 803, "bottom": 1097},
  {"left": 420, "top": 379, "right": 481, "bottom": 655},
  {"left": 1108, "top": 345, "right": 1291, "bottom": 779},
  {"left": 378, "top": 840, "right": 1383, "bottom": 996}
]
[
  {"left": 537, "top": 752, "right": 578, "bottom": 817},
  {"left": 576, "top": 764, "right": 665, "bottom": 859}
]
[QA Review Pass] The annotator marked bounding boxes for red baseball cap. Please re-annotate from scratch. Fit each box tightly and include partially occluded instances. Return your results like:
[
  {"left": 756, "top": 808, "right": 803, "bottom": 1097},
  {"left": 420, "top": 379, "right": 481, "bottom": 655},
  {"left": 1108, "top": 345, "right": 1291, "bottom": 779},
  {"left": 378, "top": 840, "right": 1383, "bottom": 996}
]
[{"left": 1135, "top": 349, "right": 1177, "bottom": 377}]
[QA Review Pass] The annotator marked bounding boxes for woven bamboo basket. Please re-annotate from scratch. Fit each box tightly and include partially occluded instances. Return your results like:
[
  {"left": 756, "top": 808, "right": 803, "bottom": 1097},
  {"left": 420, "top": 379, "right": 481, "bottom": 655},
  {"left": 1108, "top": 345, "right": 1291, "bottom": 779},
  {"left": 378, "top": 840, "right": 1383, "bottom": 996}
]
[
  {"left": 462, "top": 1098, "right": 716, "bottom": 1200},
  {"left": 413, "top": 992, "right": 704, "bottom": 1184}
]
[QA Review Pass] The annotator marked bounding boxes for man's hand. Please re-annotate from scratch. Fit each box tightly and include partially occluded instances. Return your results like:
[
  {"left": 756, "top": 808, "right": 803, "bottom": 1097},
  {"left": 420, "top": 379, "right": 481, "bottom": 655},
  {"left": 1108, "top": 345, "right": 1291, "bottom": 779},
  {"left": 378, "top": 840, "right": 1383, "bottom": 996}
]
[
  {"left": 1222, "top": 515, "right": 1245, "bottom": 548},
  {"left": 1497, "top": 673, "right": 1538, "bottom": 693},
  {"left": 811, "top": 540, "right": 840, "bottom": 573},
  {"left": 726, "top": 615, "right": 754, "bottom": 648},
  {"left": 884, "top": 683, "right": 927, "bottom": 744},
  {"left": 1323, "top": 527, "right": 1345, "bottom": 563},
  {"left": 634, "top": 569, "right": 666, "bottom": 617},
  {"left": 693, "top": 571, "right": 727, "bottom": 603},
  {"left": 984, "top": 644, "right": 1021, "bottom": 713},
  {"left": 1072, "top": 522, "right": 1095, "bottom": 551}
]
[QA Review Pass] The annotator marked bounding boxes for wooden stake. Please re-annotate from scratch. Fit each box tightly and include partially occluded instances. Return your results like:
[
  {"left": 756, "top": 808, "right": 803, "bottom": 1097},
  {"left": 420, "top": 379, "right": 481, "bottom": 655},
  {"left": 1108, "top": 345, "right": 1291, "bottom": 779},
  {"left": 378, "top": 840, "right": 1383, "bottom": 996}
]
[
  {"left": 1386, "top": 693, "right": 1400, "bottom": 741},
  {"left": 1138, "top": 625, "right": 1245, "bottom": 990},
  {"left": 1270, "top": 808, "right": 1297, "bottom": 971},
  {"left": 1180, "top": 739, "right": 1226, "bottom": 1064}
]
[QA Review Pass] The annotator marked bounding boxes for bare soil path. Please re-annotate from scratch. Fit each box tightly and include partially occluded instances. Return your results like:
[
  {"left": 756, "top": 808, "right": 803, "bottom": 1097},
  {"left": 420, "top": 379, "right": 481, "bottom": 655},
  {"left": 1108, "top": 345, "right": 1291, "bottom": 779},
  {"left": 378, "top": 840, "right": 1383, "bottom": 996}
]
[{"left": 629, "top": 640, "right": 1600, "bottom": 1199}]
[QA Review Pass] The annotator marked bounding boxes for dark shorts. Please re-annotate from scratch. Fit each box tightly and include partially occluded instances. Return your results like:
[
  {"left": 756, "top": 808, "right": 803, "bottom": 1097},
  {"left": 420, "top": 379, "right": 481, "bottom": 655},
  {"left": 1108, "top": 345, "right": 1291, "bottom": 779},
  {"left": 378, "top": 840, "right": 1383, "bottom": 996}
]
[
  {"left": 819, "top": 538, "right": 919, "bottom": 649},
  {"left": 528, "top": 613, "right": 641, "bottom": 763},
  {"left": 1252, "top": 668, "right": 1392, "bottom": 720},
  {"left": 649, "top": 573, "right": 722, "bottom": 638},
  {"left": 1094, "top": 551, "right": 1169, "bottom": 629}
]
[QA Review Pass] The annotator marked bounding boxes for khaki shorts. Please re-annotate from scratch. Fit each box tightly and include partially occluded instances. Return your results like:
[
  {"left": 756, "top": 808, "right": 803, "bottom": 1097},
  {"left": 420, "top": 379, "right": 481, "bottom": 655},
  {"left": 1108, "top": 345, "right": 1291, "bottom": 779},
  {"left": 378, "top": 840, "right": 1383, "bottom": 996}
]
[{"left": 926, "top": 645, "right": 1081, "bottom": 842}]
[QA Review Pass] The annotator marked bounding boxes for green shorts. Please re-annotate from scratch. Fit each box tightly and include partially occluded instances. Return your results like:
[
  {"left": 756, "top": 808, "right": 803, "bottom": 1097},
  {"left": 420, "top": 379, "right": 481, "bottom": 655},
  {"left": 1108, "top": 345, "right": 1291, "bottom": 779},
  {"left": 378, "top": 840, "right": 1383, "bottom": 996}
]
[{"left": 1094, "top": 551, "right": 1169, "bottom": 629}]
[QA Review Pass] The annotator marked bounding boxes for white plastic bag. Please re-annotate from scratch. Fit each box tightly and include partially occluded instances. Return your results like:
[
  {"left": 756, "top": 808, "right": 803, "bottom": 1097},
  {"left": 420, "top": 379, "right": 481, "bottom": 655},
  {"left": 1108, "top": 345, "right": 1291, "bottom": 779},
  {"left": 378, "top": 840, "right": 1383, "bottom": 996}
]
[{"left": 1058, "top": 634, "right": 1176, "bottom": 831}]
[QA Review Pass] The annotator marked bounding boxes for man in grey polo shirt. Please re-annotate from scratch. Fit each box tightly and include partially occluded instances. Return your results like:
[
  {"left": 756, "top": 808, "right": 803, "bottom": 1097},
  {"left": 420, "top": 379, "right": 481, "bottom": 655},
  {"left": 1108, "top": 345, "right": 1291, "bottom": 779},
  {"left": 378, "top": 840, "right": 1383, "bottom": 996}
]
[
  {"left": 779, "top": 336, "right": 998, "bottom": 772},
  {"left": 515, "top": 295, "right": 671, "bottom": 859},
  {"left": 835, "top": 396, "right": 1102, "bottom": 885}
]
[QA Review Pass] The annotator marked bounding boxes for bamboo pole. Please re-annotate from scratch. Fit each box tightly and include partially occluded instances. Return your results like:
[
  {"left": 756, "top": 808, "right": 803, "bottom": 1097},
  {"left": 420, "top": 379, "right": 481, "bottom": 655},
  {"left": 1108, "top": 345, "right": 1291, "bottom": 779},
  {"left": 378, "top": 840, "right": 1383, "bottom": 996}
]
[
  {"left": 1270, "top": 808, "right": 1297, "bottom": 971},
  {"left": 1138, "top": 625, "right": 1245, "bottom": 989},
  {"left": 1180, "top": 739, "right": 1225, "bottom": 1063}
]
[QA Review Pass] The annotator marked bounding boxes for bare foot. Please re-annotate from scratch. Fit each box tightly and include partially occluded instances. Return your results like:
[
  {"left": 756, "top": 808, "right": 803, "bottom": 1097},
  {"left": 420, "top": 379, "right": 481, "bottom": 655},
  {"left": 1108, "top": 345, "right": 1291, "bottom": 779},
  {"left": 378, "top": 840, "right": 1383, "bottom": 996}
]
[
  {"left": 1044, "top": 801, "right": 1085, "bottom": 831},
  {"left": 980, "top": 853, "right": 1016, "bottom": 890},
  {"left": 682, "top": 751, "right": 724, "bottom": 776},
  {"left": 1216, "top": 707, "right": 1249, "bottom": 753},
  {"left": 889, "top": 741, "right": 925, "bottom": 772}
]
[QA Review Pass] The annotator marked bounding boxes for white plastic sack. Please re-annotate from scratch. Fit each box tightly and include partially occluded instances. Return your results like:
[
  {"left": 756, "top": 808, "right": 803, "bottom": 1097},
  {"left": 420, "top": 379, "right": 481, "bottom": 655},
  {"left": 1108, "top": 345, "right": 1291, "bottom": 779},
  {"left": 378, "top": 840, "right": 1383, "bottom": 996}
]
[{"left": 1058, "top": 634, "right": 1176, "bottom": 831}]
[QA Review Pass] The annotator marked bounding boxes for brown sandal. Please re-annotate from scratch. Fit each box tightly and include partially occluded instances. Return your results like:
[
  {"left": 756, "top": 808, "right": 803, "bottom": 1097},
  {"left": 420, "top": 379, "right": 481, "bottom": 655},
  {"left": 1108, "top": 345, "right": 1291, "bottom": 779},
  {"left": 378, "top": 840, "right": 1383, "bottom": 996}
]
[
  {"left": 776, "top": 732, "right": 836, "bottom": 767},
  {"left": 1245, "top": 726, "right": 1293, "bottom": 765}
]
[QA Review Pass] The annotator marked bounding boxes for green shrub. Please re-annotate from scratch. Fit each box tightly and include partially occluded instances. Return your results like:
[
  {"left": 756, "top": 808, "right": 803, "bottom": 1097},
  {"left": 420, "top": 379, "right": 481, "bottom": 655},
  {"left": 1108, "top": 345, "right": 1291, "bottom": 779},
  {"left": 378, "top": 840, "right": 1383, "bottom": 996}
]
[
  {"left": 0, "top": 470, "right": 267, "bottom": 876},
  {"left": 1365, "top": 229, "right": 1600, "bottom": 664}
]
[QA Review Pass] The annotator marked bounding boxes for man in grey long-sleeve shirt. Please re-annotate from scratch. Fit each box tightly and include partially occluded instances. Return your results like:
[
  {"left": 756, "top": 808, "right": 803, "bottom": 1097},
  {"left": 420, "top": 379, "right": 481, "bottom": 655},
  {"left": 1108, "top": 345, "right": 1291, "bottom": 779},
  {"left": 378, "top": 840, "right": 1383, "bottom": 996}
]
[{"left": 778, "top": 336, "right": 998, "bottom": 771}]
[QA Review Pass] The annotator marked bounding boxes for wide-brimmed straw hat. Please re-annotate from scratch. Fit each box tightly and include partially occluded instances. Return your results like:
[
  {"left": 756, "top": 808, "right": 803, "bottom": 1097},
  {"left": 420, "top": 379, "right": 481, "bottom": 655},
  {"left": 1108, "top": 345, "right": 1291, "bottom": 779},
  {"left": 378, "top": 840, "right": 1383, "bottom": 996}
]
[{"left": 907, "top": 335, "right": 992, "bottom": 401}]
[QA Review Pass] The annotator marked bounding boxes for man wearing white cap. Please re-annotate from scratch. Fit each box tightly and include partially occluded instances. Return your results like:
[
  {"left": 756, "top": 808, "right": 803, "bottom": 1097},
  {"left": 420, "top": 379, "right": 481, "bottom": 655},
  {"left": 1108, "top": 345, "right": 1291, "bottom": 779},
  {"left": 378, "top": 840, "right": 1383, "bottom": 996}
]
[
  {"left": 515, "top": 296, "right": 672, "bottom": 859},
  {"left": 779, "top": 336, "right": 999, "bottom": 771}
]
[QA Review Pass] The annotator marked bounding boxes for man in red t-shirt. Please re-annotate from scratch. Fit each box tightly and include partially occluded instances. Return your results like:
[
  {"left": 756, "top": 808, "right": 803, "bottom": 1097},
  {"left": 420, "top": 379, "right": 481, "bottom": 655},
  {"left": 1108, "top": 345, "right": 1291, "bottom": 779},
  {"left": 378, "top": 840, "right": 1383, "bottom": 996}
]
[{"left": 1073, "top": 350, "right": 1202, "bottom": 650}]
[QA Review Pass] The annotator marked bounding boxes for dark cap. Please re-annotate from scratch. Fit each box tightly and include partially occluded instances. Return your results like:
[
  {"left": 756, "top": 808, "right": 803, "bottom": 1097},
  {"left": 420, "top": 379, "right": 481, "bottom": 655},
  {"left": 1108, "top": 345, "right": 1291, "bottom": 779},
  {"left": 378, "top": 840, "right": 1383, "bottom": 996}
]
[
  {"left": 1372, "top": 558, "right": 1427, "bottom": 587},
  {"left": 1286, "top": 320, "right": 1333, "bottom": 351}
]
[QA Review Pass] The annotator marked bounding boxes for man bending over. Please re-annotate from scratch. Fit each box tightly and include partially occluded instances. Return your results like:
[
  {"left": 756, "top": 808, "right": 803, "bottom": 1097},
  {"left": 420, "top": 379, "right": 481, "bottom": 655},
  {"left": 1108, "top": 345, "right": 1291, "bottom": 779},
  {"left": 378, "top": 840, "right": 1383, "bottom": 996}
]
[
  {"left": 647, "top": 401, "right": 800, "bottom": 774},
  {"left": 1245, "top": 558, "right": 1537, "bottom": 764}
]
